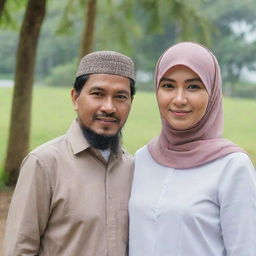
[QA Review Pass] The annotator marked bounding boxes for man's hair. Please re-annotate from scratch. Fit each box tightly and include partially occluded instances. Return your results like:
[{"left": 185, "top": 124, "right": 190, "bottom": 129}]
[{"left": 73, "top": 74, "right": 136, "bottom": 97}]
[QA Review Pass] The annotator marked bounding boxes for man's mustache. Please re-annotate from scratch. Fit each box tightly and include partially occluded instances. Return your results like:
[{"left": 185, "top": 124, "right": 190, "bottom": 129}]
[{"left": 93, "top": 112, "right": 120, "bottom": 123}]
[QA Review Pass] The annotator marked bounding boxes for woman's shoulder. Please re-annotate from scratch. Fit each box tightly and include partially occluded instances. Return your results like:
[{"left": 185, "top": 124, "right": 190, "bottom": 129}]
[
  {"left": 216, "top": 152, "right": 256, "bottom": 181},
  {"left": 134, "top": 145, "right": 150, "bottom": 159},
  {"left": 221, "top": 152, "right": 254, "bottom": 168},
  {"left": 217, "top": 152, "right": 256, "bottom": 201}
]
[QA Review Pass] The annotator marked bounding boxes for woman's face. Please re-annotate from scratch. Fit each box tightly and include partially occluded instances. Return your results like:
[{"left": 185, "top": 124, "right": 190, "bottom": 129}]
[{"left": 157, "top": 65, "right": 209, "bottom": 130}]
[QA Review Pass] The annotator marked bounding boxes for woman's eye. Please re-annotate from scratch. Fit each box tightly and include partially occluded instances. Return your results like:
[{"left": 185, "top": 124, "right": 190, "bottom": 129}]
[
  {"left": 188, "top": 84, "right": 201, "bottom": 90},
  {"left": 161, "top": 83, "right": 174, "bottom": 89}
]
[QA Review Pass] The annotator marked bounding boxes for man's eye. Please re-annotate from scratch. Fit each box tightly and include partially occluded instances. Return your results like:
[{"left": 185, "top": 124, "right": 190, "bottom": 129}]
[
  {"left": 91, "top": 92, "right": 103, "bottom": 96},
  {"left": 116, "top": 95, "right": 128, "bottom": 100}
]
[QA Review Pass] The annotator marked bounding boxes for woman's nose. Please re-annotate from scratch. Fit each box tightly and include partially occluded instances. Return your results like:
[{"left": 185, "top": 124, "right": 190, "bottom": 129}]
[{"left": 173, "top": 89, "right": 187, "bottom": 106}]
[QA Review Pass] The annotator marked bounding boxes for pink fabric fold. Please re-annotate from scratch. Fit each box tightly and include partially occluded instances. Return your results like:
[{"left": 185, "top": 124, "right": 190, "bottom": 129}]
[{"left": 148, "top": 42, "right": 244, "bottom": 168}]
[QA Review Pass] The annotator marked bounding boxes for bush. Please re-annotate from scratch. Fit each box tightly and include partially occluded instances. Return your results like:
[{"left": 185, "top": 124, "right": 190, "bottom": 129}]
[
  {"left": 44, "top": 60, "right": 77, "bottom": 87},
  {"left": 233, "top": 81, "right": 256, "bottom": 99}
]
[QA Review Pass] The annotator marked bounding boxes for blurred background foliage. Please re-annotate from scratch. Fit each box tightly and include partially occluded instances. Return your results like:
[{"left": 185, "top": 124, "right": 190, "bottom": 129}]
[
  {"left": 1, "top": 0, "right": 256, "bottom": 185},
  {"left": 1, "top": 0, "right": 256, "bottom": 97}
]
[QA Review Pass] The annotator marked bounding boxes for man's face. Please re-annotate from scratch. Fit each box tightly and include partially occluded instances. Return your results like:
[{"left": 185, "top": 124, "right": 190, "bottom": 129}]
[{"left": 71, "top": 73, "right": 133, "bottom": 136}]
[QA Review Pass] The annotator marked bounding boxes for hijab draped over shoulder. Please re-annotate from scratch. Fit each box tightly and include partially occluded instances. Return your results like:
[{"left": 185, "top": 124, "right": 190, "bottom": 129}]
[{"left": 148, "top": 42, "right": 244, "bottom": 168}]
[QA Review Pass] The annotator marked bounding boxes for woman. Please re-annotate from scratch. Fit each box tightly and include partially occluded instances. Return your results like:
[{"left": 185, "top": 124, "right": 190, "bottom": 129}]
[{"left": 129, "top": 42, "right": 256, "bottom": 255}]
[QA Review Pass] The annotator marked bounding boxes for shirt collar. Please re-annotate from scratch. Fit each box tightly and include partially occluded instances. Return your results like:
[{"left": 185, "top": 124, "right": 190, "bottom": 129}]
[{"left": 67, "top": 119, "right": 90, "bottom": 155}]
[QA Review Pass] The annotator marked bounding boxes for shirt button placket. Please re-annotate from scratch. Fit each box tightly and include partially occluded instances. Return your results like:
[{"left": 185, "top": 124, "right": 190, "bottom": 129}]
[{"left": 106, "top": 164, "right": 117, "bottom": 256}]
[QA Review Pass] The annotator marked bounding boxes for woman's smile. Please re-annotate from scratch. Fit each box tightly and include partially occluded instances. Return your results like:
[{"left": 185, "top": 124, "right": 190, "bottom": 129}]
[{"left": 170, "top": 109, "right": 192, "bottom": 117}]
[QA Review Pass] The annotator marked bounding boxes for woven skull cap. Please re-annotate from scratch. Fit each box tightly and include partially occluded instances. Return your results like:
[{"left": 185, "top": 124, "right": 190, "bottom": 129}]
[{"left": 76, "top": 50, "right": 135, "bottom": 82}]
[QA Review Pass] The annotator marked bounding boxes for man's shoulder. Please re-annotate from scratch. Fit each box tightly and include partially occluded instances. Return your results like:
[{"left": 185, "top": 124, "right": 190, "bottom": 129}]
[
  {"left": 115, "top": 148, "right": 134, "bottom": 171},
  {"left": 121, "top": 148, "right": 134, "bottom": 161},
  {"left": 18, "top": 134, "right": 71, "bottom": 179},
  {"left": 29, "top": 134, "right": 69, "bottom": 160}
]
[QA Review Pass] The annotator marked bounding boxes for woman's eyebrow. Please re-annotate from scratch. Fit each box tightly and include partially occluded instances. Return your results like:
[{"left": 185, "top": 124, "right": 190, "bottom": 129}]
[
  {"left": 185, "top": 78, "right": 202, "bottom": 83},
  {"left": 159, "top": 77, "right": 175, "bottom": 83},
  {"left": 159, "top": 77, "right": 202, "bottom": 83}
]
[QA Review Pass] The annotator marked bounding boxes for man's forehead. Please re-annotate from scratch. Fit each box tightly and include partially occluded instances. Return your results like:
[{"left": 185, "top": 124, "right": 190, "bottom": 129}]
[
  {"left": 89, "top": 86, "right": 130, "bottom": 94},
  {"left": 85, "top": 74, "right": 130, "bottom": 92},
  {"left": 88, "top": 73, "right": 129, "bottom": 79}
]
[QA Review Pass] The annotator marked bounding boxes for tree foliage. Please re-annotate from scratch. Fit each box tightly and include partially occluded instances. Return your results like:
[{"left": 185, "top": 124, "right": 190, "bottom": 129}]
[
  {"left": 1, "top": 0, "right": 256, "bottom": 90},
  {"left": 203, "top": 0, "right": 256, "bottom": 85},
  {"left": 0, "top": 0, "right": 27, "bottom": 28}
]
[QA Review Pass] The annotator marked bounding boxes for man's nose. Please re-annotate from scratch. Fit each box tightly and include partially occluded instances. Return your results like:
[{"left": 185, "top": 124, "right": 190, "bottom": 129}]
[{"left": 100, "top": 97, "right": 116, "bottom": 113}]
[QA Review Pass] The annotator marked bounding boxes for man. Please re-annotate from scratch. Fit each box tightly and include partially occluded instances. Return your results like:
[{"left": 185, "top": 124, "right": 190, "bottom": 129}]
[{"left": 4, "top": 51, "right": 135, "bottom": 256}]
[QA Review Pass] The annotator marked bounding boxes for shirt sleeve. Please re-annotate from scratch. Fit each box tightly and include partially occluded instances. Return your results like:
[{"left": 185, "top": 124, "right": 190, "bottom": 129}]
[
  {"left": 4, "top": 153, "right": 52, "bottom": 256},
  {"left": 218, "top": 153, "right": 256, "bottom": 256}
]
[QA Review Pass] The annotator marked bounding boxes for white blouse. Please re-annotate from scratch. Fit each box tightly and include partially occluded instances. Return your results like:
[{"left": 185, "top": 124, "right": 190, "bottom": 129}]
[{"left": 129, "top": 146, "right": 256, "bottom": 256}]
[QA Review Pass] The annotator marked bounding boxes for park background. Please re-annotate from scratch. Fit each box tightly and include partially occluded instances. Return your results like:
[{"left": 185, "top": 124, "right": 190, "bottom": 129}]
[{"left": 0, "top": 0, "right": 256, "bottom": 253}]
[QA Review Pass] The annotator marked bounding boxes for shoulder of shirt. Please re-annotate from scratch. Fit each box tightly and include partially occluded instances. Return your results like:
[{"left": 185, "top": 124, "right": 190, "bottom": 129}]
[
  {"left": 133, "top": 148, "right": 255, "bottom": 170},
  {"left": 220, "top": 152, "right": 253, "bottom": 165},
  {"left": 215, "top": 152, "right": 255, "bottom": 176},
  {"left": 217, "top": 152, "right": 256, "bottom": 196},
  {"left": 121, "top": 148, "right": 134, "bottom": 161},
  {"left": 134, "top": 145, "right": 148, "bottom": 158},
  {"left": 27, "top": 134, "right": 68, "bottom": 160}
]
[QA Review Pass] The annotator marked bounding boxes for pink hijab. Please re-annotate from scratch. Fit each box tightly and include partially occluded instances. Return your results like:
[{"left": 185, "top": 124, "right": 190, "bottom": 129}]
[{"left": 148, "top": 42, "right": 244, "bottom": 168}]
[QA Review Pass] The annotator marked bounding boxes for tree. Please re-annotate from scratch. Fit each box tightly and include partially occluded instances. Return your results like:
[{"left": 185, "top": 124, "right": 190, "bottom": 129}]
[
  {"left": 59, "top": 0, "right": 210, "bottom": 63},
  {"left": 130, "top": 0, "right": 212, "bottom": 73},
  {"left": 0, "top": 0, "right": 7, "bottom": 17},
  {"left": 4, "top": 0, "right": 47, "bottom": 186},
  {"left": 58, "top": 0, "right": 97, "bottom": 59},
  {"left": 2, "top": 0, "right": 211, "bottom": 185},
  {"left": 79, "top": 0, "right": 97, "bottom": 58}
]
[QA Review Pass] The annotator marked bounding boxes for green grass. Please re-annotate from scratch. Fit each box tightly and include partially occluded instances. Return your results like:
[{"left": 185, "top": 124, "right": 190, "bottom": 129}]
[
  {"left": 1, "top": 86, "right": 256, "bottom": 180},
  {"left": 223, "top": 97, "right": 256, "bottom": 159}
]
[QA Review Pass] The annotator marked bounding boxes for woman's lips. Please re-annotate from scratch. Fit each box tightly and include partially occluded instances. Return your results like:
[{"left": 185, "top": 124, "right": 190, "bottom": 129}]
[{"left": 170, "top": 110, "right": 192, "bottom": 117}]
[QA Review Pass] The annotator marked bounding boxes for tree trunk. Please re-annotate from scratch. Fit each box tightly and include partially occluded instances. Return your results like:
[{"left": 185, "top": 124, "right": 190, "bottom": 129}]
[
  {"left": 0, "top": 0, "right": 6, "bottom": 17},
  {"left": 79, "top": 0, "right": 97, "bottom": 59},
  {"left": 4, "top": 0, "right": 47, "bottom": 186}
]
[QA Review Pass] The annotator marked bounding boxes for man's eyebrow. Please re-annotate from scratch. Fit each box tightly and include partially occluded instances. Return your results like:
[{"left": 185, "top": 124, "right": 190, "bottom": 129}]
[
  {"left": 116, "top": 89, "right": 130, "bottom": 95},
  {"left": 89, "top": 86, "right": 104, "bottom": 91}
]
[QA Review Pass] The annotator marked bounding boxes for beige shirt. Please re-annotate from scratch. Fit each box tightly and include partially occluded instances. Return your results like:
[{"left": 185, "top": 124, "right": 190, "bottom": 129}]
[{"left": 4, "top": 120, "right": 134, "bottom": 256}]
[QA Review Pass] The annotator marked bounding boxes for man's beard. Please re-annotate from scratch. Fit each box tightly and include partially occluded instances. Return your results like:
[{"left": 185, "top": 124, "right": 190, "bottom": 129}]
[{"left": 81, "top": 124, "right": 121, "bottom": 154}]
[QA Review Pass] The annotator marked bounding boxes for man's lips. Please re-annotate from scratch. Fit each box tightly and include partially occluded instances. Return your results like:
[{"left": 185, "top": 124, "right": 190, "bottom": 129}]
[
  {"left": 96, "top": 118, "right": 118, "bottom": 122},
  {"left": 94, "top": 115, "right": 120, "bottom": 124}
]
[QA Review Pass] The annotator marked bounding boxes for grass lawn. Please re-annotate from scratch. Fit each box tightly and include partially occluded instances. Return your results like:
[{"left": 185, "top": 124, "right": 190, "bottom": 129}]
[{"left": 1, "top": 86, "right": 256, "bottom": 179}]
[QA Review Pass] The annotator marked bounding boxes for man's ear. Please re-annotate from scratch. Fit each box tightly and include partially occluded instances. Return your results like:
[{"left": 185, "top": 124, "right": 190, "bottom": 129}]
[{"left": 71, "top": 89, "right": 79, "bottom": 111}]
